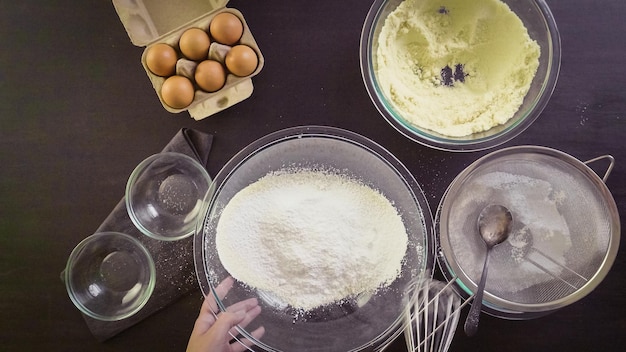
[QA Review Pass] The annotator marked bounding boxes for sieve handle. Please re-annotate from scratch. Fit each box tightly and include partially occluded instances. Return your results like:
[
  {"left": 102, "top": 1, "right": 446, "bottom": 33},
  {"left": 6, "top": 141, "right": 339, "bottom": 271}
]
[{"left": 584, "top": 155, "right": 615, "bottom": 183}]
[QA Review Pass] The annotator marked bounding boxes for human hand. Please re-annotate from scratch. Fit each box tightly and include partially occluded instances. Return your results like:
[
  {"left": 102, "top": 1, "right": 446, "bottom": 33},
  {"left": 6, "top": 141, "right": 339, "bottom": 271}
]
[{"left": 187, "top": 277, "right": 265, "bottom": 352}]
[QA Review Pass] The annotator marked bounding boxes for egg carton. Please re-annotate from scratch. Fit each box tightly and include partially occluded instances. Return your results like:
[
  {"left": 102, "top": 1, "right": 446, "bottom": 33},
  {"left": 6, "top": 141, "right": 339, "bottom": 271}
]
[{"left": 112, "top": 0, "right": 264, "bottom": 120}]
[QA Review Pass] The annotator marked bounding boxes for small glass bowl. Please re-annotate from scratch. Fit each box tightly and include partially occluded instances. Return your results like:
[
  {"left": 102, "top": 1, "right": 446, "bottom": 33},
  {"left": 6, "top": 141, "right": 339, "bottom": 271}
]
[
  {"left": 126, "top": 152, "right": 211, "bottom": 241},
  {"left": 64, "top": 232, "right": 156, "bottom": 321}
]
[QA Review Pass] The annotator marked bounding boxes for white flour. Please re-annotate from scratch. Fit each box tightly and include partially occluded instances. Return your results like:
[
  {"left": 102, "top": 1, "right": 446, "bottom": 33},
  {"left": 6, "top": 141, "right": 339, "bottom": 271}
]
[
  {"left": 448, "top": 171, "right": 573, "bottom": 294},
  {"left": 215, "top": 169, "right": 408, "bottom": 310}
]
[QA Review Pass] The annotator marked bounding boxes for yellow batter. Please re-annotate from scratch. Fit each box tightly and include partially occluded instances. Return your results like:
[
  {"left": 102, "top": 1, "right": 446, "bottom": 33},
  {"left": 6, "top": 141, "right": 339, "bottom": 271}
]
[{"left": 376, "top": 0, "right": 540, "bottom": 137}]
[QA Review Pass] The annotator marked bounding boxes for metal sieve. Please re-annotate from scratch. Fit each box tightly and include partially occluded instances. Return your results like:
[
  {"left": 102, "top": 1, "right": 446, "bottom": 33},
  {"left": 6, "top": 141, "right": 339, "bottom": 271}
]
[{"left": 436, "top": 146, "right": 620, "bottom": 319}]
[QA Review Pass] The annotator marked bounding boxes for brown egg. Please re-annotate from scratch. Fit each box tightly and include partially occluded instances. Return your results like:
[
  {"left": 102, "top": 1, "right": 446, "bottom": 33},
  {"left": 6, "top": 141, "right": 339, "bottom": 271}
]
[
  {"left": 195, "top": 60, "right": 226, "bottom": 93},
  {"left": 209, "top": 12, "right": 243, "bottom": 45},
  {"left": 179, "top": 28, "right": 210, "bottom": 61},
  {"left": 225, "top": 45, "right": 258, "bottom": 77},
  {"left": 160, "top": 75, "right": 195, "bottom": 109},
  {"left": 145, "top": 43, "right": 177, "bottom": 77}
]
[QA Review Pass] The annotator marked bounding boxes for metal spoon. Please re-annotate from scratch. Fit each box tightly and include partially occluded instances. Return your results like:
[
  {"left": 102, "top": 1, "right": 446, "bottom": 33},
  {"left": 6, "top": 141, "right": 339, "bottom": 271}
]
[{"left": 464, "top": 204, "right": 512, "bottom": 336}]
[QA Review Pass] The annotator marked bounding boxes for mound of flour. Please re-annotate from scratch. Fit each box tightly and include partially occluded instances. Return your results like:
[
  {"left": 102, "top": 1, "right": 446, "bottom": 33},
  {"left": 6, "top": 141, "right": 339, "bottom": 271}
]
[{"left": 215, "top": 169, "right": 408, "bottom": 310}]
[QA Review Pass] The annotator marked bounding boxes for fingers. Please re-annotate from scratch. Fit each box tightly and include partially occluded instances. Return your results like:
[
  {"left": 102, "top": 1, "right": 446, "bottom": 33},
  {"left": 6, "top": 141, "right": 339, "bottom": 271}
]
[
  {"left": 190, "top": 276, "right": 266, "bottom": 351},
  {"left": 192, "top": 276, "right": 236, "bottom": 335},
  {"left": 211, "top": 276, "right": 235, "bottom": 312},
  {"left": 227, "top": 303, "right": 261, "bottom": 337},
  {"left": 250, "top": 325, "right": 265, "bottom": 340},
  {"left": 191, "top": 299, "right": 217, "bottom": 336},
  {"left": 226, "top": 299, "right": 264, "bottom": 351},
  {"left": 225, "top": 297, "right": 259, "bottom": 314},
  {"left": 230, "top": 326, "right": 266, "bottom": 352},
  {"left": 210, "top": 310, "right": 247, "bottom": 339},
  {"left": 237, "top": 304, "right": 262, "bottom": 329}
]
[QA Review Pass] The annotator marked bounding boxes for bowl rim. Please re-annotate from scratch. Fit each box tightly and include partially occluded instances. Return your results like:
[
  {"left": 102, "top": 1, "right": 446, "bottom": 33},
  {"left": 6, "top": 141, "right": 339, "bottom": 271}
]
[
  {"left": 64, "top": 231, "right": 156, "bottom": 321},
  {"left": 359, "top": 0, "right": 562, "bottom": 152},
  {"left": 193, "top": 125, "right": 436, "bottom": 351},
  {"left": 125, "top": 151, "right": 212, "bottom": 241}
]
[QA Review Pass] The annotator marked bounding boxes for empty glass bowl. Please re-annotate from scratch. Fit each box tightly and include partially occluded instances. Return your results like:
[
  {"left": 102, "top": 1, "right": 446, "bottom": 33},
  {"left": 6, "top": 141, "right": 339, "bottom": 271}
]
[
  {"left": 126, "top": 152, "right": 211, "bottom": 241},
  {"left": 64, "top": 232, "right": 156, "bottom": 321}
]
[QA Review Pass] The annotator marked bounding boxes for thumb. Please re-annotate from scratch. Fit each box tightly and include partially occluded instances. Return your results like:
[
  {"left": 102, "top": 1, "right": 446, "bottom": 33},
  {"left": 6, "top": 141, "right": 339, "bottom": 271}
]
[{"left": 211, "top": 310, "right": 246, "bottom": 337}]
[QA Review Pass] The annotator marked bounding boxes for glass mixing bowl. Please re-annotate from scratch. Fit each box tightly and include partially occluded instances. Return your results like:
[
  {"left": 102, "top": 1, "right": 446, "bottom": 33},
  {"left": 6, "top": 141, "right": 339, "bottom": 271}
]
[
  {"left": 360, "top": 0, "right": 561, "bottom": 151},
  {"left": 194, "top": 126, "right": 435, "bottom": 351}
]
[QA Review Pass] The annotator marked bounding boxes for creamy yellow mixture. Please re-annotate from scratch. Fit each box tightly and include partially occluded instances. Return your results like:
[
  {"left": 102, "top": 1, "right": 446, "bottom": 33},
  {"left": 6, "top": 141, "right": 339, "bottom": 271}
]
[{"left": 376, "top": 0, "right": 540, "bottom": 137}]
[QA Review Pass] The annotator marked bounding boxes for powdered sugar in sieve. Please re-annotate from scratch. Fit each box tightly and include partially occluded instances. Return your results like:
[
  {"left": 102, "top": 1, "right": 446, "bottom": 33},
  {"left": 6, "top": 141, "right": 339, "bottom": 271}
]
[
  {"left": 447, "top": 170, "right": 575, "bottom": 297},
  {"left": 439, "top": 147, "right": 617, "bottom": 312}
]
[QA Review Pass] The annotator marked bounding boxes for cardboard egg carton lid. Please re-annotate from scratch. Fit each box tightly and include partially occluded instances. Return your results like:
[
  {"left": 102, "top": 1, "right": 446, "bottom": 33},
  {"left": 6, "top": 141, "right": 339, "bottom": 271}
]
[{"left": 113, "top": 0, "right": 229, "bottom": 47}]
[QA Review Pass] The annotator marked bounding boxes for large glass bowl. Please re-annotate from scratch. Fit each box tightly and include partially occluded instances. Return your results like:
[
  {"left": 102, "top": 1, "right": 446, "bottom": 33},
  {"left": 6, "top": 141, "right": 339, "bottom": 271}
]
[
  {"left": 360, "top": 0, "right": 561, "bottom": 152},
  {"left": 194, "top": 126, "right": 435, "bottom": 351}
]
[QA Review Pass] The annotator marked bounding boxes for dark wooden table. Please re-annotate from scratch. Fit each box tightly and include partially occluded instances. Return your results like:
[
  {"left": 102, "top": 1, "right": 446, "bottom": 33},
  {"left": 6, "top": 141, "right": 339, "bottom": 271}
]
[{"left": 1, "top": 0, "right": 625, "bottom": 351}]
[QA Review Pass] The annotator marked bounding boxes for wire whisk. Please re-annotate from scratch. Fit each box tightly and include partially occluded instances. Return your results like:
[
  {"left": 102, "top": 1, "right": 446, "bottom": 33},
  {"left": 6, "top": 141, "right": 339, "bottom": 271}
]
[{"left": 403, "top": 276, "right": 466, "bottom": 352}]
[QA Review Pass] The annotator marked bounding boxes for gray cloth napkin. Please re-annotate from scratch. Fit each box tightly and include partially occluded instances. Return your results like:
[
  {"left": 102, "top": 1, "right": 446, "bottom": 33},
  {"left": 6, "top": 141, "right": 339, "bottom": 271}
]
[{"left": 78, "top": 128, "right": 213, "bottom": 341}]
